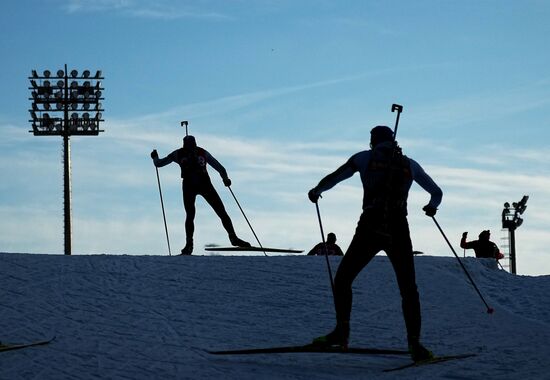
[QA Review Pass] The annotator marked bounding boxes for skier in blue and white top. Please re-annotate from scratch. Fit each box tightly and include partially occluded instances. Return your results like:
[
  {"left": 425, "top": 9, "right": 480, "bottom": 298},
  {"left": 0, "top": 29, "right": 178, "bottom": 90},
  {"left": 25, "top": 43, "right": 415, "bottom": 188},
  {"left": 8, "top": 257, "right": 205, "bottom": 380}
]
[{"left": 308, "top": 125, "right": 442, "bottom": 362}]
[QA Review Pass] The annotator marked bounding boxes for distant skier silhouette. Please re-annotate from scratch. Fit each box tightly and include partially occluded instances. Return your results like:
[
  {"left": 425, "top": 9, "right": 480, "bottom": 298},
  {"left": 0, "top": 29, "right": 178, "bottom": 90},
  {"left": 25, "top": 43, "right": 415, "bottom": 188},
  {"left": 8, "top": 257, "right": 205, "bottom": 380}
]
[
  {"left": 308, "top": 125, "right": 442, "bottom": 362},
  {"left": 151, "top": 135, "right": 250, "bottom": 255},
  {"left": 461, "top": 230, "right": 504, "bottom": 260},
  {"left": 307, "top": 232, "right": 344, "bottom": 256}
]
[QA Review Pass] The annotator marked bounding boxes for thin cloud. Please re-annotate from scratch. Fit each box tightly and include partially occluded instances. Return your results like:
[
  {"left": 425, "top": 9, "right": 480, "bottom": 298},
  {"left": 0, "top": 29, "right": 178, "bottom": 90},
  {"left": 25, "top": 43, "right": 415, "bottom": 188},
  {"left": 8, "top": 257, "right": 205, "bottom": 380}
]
[
  {"left": 63, "top": 0, "right": 133, "bottom": 13},
  {"left": 62, "top": 0, "right": 232, "bottom": 20}
]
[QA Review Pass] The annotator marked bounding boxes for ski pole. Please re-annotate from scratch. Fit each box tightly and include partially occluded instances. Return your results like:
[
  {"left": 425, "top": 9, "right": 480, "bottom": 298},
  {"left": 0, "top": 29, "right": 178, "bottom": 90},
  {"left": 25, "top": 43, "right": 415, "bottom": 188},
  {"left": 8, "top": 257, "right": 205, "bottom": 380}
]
[
  {"left": 227, "top": 186, "right": 267, "bottom": 257},
  {"left": 431, "top": 216, "right": 494, "bottom": 314},
  {"left": 314, "top": 202, "right": 336, "bottom": 308},
  {"left": 154, "top": 166, "right": 172, "bottom": 256}
]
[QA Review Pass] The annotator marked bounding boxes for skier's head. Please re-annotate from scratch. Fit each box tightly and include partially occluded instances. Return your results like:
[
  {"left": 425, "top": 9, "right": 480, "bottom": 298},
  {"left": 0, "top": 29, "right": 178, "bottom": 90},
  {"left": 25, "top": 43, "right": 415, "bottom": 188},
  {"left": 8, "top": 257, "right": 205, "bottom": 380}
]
[
  {"left": 370, "top": 125, "right": 394, "bottom": 148},
  {"left": 327, "top": 232, "right": 336, "bottom": 244},
  {"left": 183, "top": 135, "right": 197, "bottom": 150},
  {"left": 479, "top": 230, "right": 491, "bottom": 240}
]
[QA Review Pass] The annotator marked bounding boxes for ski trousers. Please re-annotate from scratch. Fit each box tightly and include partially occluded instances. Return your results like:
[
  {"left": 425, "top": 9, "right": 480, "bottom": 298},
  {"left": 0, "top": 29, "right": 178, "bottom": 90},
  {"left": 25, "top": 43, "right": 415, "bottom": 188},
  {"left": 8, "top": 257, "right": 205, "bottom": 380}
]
[
  {"left": 333, "top": 211, "right": 421, "bottom": 344},
  {"left": 182, "top": 180, "right": 236, "bottom": 242}
]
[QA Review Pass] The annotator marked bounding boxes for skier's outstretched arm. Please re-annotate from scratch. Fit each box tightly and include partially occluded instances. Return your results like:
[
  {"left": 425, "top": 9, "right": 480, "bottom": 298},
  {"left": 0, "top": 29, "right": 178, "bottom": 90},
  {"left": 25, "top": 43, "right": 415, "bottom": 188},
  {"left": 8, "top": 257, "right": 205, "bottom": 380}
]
[
  {"left": 151, "top": 150, "right": 176, "bottom": 167},
  {"left": 410, "top": 159, "right": 442, "bottom": 210},
  {"left": 205, "top": 151, "right": 230, "bottom": 184},
  {"left": 312, "top": 159, "right": 357, "bottom": 196},
  {"left": 308, "top": 158, "right": 357, "bottom": 203}
]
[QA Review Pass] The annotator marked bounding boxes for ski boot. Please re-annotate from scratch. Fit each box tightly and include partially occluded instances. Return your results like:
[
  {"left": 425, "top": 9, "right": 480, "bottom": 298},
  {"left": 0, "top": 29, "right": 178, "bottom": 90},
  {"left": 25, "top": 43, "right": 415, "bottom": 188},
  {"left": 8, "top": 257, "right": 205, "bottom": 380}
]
[
  {"left": 408, "top": 339, "right": 434, "bottom": 362},
  {"left": 180, "top": 239, "right": 193, "bottom": 255},
  {"left": 229, "top": 234, "right": 251, "bottom": 248},
  {"left": 311, "top": 322, "right": 349, "bottom": 349}
]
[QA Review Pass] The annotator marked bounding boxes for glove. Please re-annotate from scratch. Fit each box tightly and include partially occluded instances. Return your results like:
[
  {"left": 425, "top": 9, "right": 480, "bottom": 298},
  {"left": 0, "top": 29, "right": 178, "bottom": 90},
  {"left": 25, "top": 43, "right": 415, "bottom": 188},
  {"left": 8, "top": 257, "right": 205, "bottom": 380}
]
[
  {"left": 223, "top": 177, "right": 232, "bottom": 187},
  {"left": 308, "top": 188, "right": 321, "bottom": 203},
  {"left": 423, "top": 205, "right": 437, "bottom": 217},
  {"left": 462, "top": 231, "right": 468, "bottom": 239},
  {"left": 150, "top": 149, "right": 159, "bottom": 160}
]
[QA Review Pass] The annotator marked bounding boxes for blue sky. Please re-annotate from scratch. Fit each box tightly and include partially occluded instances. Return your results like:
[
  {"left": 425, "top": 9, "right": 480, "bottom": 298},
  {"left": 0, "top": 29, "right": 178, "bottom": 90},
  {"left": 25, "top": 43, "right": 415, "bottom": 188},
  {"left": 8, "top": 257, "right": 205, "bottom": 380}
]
[{"left": 1, "top": 0, "right": 549, "bottom": 275}]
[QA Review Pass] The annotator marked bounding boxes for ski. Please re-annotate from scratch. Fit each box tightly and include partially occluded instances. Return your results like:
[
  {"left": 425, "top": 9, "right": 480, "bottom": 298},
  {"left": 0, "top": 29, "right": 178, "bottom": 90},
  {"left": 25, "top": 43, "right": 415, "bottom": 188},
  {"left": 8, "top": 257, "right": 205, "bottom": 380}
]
[
  {"left": 0, "top": 337, "right": 55, "bottom": 353},
  {"left": 208, "top": 344, "right": 409, "bottom": 356},
  {"left": 205, "top": 246, "right": 303, "bottom": 253},
  {"left": 383, "top": 353, "right": 476, "bottom": 372}
]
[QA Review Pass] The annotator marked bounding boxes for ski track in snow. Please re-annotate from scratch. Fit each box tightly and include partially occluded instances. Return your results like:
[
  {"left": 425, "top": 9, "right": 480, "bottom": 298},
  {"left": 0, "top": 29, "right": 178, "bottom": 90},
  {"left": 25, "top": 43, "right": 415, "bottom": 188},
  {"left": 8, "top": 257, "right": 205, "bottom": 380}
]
[{"left": 1, "top": 252, "right": 549, "bottom": 379}]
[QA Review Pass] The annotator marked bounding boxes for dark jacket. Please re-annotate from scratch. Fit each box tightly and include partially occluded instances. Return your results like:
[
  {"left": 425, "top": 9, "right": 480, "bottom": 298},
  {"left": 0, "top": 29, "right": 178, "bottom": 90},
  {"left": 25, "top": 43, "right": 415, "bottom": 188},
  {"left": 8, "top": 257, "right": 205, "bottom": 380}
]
[
  {"left": 307, "top": 242, "right": 344, "bottom": 256},
  {"left": 460, "top": 237, "right": 501, "bottom": 259}
]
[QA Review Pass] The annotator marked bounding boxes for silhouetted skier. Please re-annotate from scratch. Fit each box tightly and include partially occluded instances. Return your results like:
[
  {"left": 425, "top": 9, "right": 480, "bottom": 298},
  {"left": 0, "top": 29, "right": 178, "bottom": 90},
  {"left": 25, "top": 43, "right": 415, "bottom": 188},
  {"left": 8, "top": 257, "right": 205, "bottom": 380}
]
[
  {"left": 308, "top": 125, "right": 442, "bottom": 362},
  {"left": 461, "top": 230, "right": 504, "bottom": 260},
  {"left": 151, "top": 135, "right": 250, "bottom": 255},
  {"left": 307, "top": 232, "right": 344, "bottom": 256}
]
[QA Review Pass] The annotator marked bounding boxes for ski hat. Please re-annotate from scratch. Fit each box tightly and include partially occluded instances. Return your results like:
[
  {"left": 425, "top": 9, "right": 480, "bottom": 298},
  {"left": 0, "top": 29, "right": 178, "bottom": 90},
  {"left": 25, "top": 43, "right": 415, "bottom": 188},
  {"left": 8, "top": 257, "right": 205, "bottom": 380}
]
[
  {"left": 370, "top": 125, "right": 394, "bottom": 147},
  {"left": 183, "top": 135, "right": 197, "bottom": 150},
  {"left": 479, "top": 230, "right": 490, "bottom": 240}
]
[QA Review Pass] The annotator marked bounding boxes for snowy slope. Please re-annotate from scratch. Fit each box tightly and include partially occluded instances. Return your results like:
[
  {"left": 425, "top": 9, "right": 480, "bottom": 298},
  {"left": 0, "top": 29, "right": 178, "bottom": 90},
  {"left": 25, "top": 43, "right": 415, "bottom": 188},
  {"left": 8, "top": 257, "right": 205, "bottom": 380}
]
[{"left": 1, "top": 252, "right": 549, "bottom": 379}]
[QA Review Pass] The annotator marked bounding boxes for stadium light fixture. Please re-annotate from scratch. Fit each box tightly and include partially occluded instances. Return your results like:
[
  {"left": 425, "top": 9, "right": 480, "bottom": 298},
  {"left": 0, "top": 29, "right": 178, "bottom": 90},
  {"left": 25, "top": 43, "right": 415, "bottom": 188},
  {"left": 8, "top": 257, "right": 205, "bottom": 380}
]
[{"left": 28, "top": 64, "right": 105, "bottom": 255}]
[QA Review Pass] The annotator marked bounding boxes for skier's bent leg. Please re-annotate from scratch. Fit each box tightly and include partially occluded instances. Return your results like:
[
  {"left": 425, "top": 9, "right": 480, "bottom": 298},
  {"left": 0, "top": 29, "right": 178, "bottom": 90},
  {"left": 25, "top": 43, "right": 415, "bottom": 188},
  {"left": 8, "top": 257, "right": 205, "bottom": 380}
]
[{"left": 202, "top": 183, "right": 250, "bottom": 247}]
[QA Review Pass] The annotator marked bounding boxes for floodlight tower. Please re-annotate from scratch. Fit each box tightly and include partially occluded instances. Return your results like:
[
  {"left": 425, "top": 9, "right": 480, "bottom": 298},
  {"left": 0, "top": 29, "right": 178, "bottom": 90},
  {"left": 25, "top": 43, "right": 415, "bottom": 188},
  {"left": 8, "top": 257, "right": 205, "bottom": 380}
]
[
  {"left": 29, "top": 65, "right": 104, "bottom": 255},
  {"left": 502, "top": 195, "right": 529, "bottom": 274}
]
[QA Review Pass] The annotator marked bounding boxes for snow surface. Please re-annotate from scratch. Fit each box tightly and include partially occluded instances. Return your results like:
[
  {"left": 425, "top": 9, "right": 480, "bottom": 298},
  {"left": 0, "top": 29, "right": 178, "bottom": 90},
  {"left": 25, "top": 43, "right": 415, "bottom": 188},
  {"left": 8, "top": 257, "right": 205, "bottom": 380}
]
[{"left": 1, "top": 252, "right": 550, "bottom": 379}]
